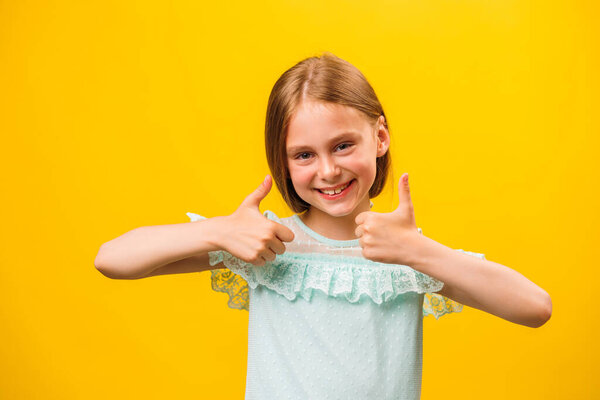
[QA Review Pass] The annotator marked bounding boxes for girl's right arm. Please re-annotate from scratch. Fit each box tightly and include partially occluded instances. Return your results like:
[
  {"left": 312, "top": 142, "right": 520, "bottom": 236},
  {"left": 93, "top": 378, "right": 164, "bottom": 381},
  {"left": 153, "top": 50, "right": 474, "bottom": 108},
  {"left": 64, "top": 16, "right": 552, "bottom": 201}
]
[
  {"left": 94, "top": 175, "right": 294, "bottom": 280},
  {"left": 94, "top": 216, "right": 228, "bottom": 280}
]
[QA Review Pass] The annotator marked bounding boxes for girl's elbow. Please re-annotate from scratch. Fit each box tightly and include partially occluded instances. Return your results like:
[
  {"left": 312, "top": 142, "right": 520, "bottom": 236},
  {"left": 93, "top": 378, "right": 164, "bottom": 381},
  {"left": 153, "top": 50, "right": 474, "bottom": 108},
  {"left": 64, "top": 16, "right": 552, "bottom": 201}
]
[
  {"left": 540, "top": 293, "right": 553, "bottom": 326},
  {"left": 94, "top": 260, "right": 120, "bottom": 279},
  {"left": 95, "top": 249, "right": 116, "bottom": 278},
  {"left": 531, "top": 292, "right": 552, "bottom": 328},
  {"left": 94, "top": 251, "right": 135, "bottom": 280},
  {"left": 95, "top": 264, "right": 137, "bottom": 280}
]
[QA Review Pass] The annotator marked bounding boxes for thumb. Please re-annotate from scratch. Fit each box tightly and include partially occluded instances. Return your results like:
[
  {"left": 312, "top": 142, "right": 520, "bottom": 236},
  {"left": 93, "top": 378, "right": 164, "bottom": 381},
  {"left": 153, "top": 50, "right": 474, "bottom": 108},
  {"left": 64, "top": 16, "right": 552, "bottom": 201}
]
[
  {"left": 240, "top": 175, "right": 272, "bottom": 209},
  {"left": 395, "top": 173, "right": 414, "bottom": 214}
]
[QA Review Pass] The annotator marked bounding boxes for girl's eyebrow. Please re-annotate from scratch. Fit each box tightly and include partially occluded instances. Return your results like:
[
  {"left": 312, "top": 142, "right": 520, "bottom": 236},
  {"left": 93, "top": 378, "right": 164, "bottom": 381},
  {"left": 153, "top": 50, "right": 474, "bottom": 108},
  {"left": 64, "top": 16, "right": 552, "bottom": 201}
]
[{"left": 286, "top": 131, "right": 359, "bottom": 155}]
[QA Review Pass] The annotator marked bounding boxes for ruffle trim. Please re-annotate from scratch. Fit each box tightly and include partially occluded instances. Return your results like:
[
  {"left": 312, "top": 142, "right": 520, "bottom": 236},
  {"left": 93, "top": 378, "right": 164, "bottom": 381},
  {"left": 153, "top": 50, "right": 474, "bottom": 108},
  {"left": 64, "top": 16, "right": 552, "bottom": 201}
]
[
  {"left": 207, "top": 250, "right": 444, "bottom": 305},
  {"left": 207, "top": 248, "right": 485, "bottom": 318},
  {"left": 187, "top": 211, "right": 484, "bottom": 319}
]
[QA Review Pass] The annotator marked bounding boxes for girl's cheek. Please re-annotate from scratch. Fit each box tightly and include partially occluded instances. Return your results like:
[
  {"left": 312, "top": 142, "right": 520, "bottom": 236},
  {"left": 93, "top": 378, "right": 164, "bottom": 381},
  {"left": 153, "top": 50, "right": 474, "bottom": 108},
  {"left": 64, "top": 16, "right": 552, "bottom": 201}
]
[
  {"left": 289, "top": 166, "right": 313, "bottom": 192},
  {"left": 344, "top": 157, "right": 375, "bottom": 180},
  {"left": 350, "top": 161, "right": 377, "bottom": 193}
]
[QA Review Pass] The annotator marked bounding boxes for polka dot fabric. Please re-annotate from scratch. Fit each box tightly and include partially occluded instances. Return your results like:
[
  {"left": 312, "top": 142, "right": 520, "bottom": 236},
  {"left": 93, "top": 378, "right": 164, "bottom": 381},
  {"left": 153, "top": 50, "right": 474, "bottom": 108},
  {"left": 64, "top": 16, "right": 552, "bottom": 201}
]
[
  {"left": 246, "top": 285, "right": 424, "bottom": 399},
  {"left": 186, "top": 210, "right": 486, "bottom": 399}
]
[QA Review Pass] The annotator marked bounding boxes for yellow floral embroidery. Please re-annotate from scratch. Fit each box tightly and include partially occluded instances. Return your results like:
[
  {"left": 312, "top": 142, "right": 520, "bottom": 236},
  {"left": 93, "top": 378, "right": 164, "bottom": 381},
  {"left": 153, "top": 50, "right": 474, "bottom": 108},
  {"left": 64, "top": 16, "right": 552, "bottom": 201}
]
[
  {"left": 210, "top": 268, "right": 249, "bottom": 311},
  {"left": 423, "top": 292, "right": 464, "bottom": 319}
]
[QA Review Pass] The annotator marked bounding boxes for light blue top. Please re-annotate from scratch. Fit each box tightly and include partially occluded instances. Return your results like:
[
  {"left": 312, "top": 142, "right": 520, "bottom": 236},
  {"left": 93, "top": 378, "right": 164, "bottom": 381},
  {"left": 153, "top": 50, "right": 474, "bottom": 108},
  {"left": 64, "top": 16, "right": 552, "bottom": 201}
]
[{"left": 186, "top": 210, "right": 486, "bottom": 400}]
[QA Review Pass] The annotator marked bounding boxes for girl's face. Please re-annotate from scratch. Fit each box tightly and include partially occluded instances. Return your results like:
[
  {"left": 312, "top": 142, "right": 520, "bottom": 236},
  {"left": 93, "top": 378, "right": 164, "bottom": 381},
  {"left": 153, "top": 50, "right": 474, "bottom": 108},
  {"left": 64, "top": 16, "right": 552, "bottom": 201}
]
[{"left": 286, "top": 100, "right": 389, "bottom": 218}]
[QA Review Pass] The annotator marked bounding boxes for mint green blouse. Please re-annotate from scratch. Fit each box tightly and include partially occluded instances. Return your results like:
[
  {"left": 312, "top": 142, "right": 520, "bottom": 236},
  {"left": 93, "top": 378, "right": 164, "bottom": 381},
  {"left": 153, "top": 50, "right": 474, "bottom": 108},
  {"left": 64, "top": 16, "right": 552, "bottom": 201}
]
[{"left": 186, "top": 210, "right": 486, "bottom": 400}]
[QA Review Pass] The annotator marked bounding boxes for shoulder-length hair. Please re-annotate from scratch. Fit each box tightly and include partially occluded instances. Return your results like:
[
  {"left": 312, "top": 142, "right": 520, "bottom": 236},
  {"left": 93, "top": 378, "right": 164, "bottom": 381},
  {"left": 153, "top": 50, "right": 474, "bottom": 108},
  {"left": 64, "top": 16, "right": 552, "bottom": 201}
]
[{"left": 265, "top": 52, "right": 392, "bottom": 213}]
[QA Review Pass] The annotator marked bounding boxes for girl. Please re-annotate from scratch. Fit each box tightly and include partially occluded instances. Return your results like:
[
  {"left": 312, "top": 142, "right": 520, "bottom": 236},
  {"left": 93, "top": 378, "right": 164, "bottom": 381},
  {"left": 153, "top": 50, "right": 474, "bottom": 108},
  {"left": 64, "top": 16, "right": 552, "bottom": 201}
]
[{"left": 95, "top": 52, "right": 552, "bottom": 400}]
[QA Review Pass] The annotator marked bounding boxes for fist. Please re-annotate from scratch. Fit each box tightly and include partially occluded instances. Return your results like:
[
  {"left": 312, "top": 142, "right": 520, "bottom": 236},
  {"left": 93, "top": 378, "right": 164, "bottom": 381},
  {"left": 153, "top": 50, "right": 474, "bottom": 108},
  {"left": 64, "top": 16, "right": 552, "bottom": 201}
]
[{"left": 355, "top": 173, "right": 423, "bottom": 265}]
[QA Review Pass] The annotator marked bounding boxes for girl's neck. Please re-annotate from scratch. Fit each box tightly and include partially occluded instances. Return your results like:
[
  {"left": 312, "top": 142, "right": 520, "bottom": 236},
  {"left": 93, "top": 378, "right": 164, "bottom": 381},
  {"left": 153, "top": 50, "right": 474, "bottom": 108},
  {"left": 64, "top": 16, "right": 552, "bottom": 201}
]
[{"left": 299, "top": 198, "right": 372, "bottom": 241}]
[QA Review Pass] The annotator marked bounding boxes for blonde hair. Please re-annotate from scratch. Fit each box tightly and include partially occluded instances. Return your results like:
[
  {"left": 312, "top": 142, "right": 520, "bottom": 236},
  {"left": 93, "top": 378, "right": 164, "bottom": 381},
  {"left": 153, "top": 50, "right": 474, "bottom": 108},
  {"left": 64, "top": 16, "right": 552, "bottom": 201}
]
[{"left": 264, "top": 52, "right": 392, "bottom": 213}]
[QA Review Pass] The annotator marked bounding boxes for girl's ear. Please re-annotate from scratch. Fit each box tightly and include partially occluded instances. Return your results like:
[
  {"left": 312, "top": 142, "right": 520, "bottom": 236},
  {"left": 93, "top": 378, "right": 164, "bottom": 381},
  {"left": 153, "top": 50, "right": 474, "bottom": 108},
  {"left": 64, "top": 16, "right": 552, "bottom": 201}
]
[{"left": 375, "top": 116, "right": 390, "bottom": 157}]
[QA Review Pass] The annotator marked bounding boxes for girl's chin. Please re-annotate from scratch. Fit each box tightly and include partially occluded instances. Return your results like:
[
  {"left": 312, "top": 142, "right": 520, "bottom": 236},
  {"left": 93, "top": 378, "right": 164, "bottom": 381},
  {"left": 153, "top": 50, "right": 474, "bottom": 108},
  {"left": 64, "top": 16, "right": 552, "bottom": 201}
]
[
  {"left": 300, "top": 197, "right": 353, "bottom": 216},
  {"left": 311, "top": 197, "right": 363, "bottom": 217}
]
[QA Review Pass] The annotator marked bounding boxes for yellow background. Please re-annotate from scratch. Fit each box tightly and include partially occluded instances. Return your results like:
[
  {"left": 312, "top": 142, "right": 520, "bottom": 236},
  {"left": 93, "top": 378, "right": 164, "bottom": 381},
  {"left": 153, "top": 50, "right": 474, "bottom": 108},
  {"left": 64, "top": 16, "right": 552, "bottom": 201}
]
[{"left": 1, "top": 0, "right": 598, "bottom": 398}]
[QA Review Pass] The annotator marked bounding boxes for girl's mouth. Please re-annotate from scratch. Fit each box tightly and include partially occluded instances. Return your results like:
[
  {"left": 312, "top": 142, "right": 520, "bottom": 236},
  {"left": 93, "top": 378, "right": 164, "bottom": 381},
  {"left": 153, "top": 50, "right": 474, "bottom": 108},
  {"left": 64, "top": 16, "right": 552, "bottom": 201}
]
[{"left": 314, "top": 179, "right": 355, "bottom": 200}]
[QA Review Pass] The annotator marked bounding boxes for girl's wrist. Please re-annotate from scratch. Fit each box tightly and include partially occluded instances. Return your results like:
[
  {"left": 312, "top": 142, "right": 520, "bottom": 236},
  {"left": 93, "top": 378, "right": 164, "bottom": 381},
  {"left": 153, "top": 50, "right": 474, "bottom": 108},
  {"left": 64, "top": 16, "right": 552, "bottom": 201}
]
[
  {"left": 408, "top": 233, "right": 452, "bottom": 276},
  {"left": 201, "top": 215, "right": 231, "bottom": 253},
  {"left": 190, "top": 215, "right": 229, "bottom": 253}
]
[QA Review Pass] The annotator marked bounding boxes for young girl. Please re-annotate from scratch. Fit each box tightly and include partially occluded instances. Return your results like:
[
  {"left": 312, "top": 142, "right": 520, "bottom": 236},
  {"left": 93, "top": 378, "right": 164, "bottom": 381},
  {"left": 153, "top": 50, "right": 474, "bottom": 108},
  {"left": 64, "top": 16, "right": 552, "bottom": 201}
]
[{"left": 95, "top": 52, "right": 552, "bottom": 400}]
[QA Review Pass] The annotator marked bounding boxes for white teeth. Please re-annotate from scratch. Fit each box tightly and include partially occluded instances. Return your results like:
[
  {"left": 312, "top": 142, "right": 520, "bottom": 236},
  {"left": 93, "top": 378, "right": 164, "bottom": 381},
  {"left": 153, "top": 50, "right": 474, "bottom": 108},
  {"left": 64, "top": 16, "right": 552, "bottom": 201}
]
[{"left": 319, "top": 180, "right": 351, "bottom": 195}]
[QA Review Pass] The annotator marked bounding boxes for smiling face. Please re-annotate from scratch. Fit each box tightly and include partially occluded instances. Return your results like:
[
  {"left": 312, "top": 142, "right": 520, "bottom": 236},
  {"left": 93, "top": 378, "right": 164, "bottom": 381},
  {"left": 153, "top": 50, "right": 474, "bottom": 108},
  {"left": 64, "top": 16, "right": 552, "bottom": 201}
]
[{"left": 285, "top": 100, "right": 390, "bottom": 218}]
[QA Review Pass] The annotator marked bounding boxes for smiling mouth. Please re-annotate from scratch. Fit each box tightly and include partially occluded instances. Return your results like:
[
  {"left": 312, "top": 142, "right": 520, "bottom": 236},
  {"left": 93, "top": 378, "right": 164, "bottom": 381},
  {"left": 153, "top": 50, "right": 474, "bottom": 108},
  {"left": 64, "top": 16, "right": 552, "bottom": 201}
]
[{"left": 315, "top": 179, "right": 354, "bottom": 195}]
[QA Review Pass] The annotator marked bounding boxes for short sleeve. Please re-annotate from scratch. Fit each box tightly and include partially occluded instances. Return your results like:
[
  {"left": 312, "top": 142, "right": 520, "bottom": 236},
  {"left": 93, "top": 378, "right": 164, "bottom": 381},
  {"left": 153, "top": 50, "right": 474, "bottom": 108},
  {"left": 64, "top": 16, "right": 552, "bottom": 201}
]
[
  {"left": 186, "top": 212, "right": 206, "bottom": 222},
  {"left": 185, "top": 210, "right": 280, "bottom": 312},
  {"left": 422, "top": 249, "right": 486, "bottom": 319}
]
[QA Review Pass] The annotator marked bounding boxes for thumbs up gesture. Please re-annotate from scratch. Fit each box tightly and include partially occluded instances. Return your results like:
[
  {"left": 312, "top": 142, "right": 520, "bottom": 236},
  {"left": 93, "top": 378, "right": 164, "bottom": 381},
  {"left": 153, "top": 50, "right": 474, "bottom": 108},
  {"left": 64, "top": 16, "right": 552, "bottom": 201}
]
[
  {"left": 218, "top": 175, "right": 295, "bottom": 266},
  {"left": 355, "top": 173, "right": 423, "bottom": 266}
]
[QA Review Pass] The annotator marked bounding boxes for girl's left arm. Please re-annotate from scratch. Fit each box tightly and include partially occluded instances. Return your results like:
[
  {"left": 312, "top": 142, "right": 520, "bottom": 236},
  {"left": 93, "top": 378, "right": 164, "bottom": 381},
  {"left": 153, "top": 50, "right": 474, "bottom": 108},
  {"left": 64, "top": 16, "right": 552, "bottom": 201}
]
[
  {"left": 354, "top": 174, "right": 552, "bottom": 329},
  {"left": 409, "top": 234, "right": 552, "bottom": 328}
]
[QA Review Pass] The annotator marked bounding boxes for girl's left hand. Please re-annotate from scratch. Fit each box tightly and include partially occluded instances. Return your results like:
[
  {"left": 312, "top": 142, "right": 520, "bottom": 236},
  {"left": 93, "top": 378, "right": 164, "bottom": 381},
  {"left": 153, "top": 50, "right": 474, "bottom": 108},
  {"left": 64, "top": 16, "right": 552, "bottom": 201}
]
[{"left": 355, "top": 173, "right": 423, "bottom": 266}]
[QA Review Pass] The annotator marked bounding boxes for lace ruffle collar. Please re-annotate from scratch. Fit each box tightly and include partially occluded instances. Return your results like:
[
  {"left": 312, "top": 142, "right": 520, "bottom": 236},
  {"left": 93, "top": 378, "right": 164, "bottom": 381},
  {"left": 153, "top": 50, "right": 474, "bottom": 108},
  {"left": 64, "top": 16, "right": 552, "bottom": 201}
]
[{"left": 187, "top": 211, "right": 484, "bottom": 319}]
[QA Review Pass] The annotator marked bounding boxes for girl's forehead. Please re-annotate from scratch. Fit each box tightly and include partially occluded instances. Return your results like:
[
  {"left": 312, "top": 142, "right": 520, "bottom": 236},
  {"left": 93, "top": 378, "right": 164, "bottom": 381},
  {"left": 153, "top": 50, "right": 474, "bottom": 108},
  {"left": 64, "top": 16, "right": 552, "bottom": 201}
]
[
  {"left": 287, "top": 101, "right": 372, "bottom": 143},
  {"left": 290, "top": 101, "right": 367, "bottom": 126}
]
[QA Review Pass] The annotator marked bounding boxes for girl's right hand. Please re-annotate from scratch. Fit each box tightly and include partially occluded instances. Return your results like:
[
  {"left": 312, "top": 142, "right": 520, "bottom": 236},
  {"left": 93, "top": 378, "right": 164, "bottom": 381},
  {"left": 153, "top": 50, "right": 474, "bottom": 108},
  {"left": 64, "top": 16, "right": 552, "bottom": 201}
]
[{"left": 216, "top": 175, "right": 295, "bottom": 266}]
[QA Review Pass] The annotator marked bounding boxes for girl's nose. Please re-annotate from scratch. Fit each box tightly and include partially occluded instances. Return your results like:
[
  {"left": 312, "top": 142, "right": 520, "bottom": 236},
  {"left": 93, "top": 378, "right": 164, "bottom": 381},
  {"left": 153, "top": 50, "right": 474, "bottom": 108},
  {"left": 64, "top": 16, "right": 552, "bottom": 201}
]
[{"left": 318, "top": 156, "right": 341, "bottom": 181}]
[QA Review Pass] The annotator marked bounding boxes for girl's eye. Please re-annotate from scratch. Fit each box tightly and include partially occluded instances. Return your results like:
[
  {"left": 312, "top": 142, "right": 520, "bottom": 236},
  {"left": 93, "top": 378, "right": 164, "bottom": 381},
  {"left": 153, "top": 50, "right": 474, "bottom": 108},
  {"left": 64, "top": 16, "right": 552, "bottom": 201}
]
[
  {"left": 295, "top": 143, "right": 352, "bottom": 160},
  {"left": 296, "top": 152, "right": 312, "bottom": 160},
  {"left": 335, "top": 143, "right": 352, "bottom": 151}
]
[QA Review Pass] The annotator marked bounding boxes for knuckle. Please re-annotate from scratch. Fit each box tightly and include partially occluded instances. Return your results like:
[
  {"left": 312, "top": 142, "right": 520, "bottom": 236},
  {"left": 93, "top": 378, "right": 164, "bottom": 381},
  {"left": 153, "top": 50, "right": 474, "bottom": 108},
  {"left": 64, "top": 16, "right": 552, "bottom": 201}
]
[
  {"left": 361, "top": 247, "right": 371, "bottom": 259},
  {"left": 362, "top": 243, "right": 373, "bottom": 258},
  {"left": 251, "top": 257, "right": 264, "bottom": 266},
  {"left": 362, "top": 247, "right": 376, "bottom": 260}
]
